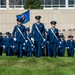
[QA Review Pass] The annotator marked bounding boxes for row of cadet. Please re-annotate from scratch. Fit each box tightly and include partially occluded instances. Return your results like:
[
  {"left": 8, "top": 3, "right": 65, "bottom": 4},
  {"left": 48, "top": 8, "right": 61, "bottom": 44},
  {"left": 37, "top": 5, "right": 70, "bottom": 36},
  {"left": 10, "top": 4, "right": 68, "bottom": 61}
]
[
  {"left": 0, "top": 29, "right": 75, "bottom": 57},
  {"left": 0, "top": 15, "right": 75, "bottom": 58}
]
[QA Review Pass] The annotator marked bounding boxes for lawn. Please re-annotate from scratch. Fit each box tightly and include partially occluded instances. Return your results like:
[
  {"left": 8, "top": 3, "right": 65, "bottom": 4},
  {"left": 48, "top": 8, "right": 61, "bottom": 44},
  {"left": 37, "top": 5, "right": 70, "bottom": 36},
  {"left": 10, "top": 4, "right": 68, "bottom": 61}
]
[{"left": 0, "top": 51, "right": 75, "bottom": 75}]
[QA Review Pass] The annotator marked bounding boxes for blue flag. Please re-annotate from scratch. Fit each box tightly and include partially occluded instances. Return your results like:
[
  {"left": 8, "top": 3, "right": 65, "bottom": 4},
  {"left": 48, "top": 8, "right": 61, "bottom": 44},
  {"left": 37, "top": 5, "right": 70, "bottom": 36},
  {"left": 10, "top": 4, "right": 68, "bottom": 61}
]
[{"left": 16, "top": 10, "right": 30, "bottom": 24}]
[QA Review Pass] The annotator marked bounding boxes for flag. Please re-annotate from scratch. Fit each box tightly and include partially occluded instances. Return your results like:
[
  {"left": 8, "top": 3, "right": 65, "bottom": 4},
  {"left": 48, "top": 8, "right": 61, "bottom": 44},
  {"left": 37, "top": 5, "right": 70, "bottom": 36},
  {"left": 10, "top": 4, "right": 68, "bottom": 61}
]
[{"left": 16, "top": 10, "right": 30, "bottom": 24}]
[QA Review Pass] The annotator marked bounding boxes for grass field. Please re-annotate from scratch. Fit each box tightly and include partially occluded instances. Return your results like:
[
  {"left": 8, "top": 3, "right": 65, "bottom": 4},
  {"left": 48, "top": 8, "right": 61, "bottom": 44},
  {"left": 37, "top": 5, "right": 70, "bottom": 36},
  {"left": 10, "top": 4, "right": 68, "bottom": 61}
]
[{"left": 0, "top": 51, "right": 75, "bottom": 75}]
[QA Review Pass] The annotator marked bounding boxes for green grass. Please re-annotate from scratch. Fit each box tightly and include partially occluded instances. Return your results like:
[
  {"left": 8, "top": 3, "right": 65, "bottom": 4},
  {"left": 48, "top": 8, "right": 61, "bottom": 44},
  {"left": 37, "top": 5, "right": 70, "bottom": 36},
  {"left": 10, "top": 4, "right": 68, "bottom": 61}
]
[{"left": 0, "top": 50, "right": 75, "bottom": 75}]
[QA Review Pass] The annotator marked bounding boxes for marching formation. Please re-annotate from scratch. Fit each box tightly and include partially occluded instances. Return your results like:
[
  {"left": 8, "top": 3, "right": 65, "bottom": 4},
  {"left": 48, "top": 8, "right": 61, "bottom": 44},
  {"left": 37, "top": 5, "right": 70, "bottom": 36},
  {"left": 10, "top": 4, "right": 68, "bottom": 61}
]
[{"left": 0, "top": 15, "right": 75, "bottom": 58}]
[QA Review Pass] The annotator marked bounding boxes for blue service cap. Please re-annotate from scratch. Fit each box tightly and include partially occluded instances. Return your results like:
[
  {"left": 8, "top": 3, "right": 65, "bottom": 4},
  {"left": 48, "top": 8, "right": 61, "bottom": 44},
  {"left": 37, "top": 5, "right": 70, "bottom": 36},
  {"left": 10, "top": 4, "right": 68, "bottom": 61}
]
[
  {"left": 50, "top": 21, "right": 57, "bottom": 25},
  {"left": 26, "top": 27, "right": 30, "bottom": 31},
  {"left": 0, "top": 32, "right": 2, "bottom": 34},
  {"left": 16, "top": 18, "right": 21, "bottom": 22},
  {"left": 9, "top": 33, "right": 11, "bottom": 35},
  {"left": 6, "top": 32, "right": 10, "bottom": 35},
  {"left": 59, "top": 35, "right": 64, "bottom": 38},
  {"left": 35, "top": 16, "right": 41, "bottom": 20},
  {"left": 68, "top": 35, "right": 73, "bottom": 38}
]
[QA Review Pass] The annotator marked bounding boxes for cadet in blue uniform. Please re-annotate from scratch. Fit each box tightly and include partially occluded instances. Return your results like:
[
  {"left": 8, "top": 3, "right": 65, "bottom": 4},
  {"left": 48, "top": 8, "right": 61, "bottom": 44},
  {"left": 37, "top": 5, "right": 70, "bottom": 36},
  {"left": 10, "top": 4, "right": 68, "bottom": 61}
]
[
  {"left": 0, "top": 32, "right": 3, "bottom": 56},
  {"left": 66, "top": 35, "right": 75, "bottom": 57},
  {"left": 12, "top": 19, "right": 26, "bottom": 58},
  {"left": 31, "top": 16, "right": 45, "bottom": 57},
  {"left": 4, "top": 32, "right": 13, "bottom": 56},
  {"left": 12, "top": 39, "right": 18, "bottom": 56},
  {"left": 25, "top": 27, "right": 33, "bottom": 56},
  {"left": 48, "top": 21, "right": 59, "bottom": 58},
  {"left": 58, "top": 35, "right": 66, "bottom": 57},
  {"left": 9, "top": 33, "right": 13, "bottom": 56}
]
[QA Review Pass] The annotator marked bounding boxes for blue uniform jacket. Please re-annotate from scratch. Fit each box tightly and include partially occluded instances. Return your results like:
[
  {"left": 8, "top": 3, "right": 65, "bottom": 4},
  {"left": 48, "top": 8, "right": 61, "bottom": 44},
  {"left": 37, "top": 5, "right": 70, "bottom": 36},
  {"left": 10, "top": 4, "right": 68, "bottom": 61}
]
[
  {"left": 25, "top": 33, "right": 32, "bottom": 46},
  {"left": 12, "top": 24, "right": 26, "bottom": 42},
  {"left": 0, "top": 36, "right": 3, "bottom": 47},
  {"left": 48, "top": 28, "right": 59, "bottom": 42},
  {"left": 58, "top": 39, "right": 66, "bottom": 49},
  {"left": 31, "top": 22, "right": 45, "bottom": 41},
  {"left": 67, "top": 40, "right": 75, "bottom": 49},
  {"left": 3, "top": 36, "right": 13, "bottom": 48}
]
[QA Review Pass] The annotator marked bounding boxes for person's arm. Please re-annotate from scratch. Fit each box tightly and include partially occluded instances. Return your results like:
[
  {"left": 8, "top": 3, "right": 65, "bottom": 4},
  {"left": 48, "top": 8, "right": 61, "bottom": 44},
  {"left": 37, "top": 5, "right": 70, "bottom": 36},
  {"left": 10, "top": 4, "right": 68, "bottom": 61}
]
[
  {"left": 12, "top": 26, "right": 17, "bottom": 41},
  {"left": 23, "top": 26, "right": 27, "bottom": 38},
  {"left": 47, "top": 29, "right": 50, "bottom": 41},
  {"left": 12, "top": 26, "right": 16, "bottom": 38},
  {"left": 57, "top": 29, "right": 60, "bottom": 40},
  {"left": 42, "top": 24, "right": 46, "bottom": 38},
  {"left": 31, "top": 24, "right": 35, "bottom": 38}
]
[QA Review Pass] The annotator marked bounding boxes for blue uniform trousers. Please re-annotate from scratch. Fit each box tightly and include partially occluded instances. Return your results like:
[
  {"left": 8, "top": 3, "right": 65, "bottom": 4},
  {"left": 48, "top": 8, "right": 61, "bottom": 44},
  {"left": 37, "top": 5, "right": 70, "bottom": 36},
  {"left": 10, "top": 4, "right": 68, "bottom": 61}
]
[
  {"left": 6, "top": 47, "right": 11, "bottom": 56},
  {"left": 50, "top": 42, "right": 58, "bottom": 58},
  {"left": 35, "top": 41, "right": 42, "bottom": 57},
  {"left": 59, "top": 48, "right": 65, "bottom": 57},
  {"left": 0, "top": 46, "right": 3, "bottom": 56},
  {"left": 68, "top": 48, "right": 74, "bottom": 57},
  {"left": 26, "top": 46, "right": 32, "bottom": 57},
  {"left": 16, "top": 42, "right": 23, "bottom": 58},
  {"left": 47, "top": 44, "right": 51, "bottom": 56}
]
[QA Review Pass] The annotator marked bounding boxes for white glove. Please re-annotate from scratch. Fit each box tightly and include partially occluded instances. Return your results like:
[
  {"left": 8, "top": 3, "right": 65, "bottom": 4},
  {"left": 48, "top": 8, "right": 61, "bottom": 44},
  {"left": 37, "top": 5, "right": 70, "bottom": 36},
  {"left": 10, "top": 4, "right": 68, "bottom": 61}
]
[
  {"left": 59, "top": 46, "right": 61, "bottom": 48},
  {"left": 23, "top": 47, "right": 25, "bottom": 49},
  {"left": 67, "top": 47, "right": 69, "bottom": 49},
  {"left": 33, "top": 46, "right": 35, "bottom": 48},
  {"left": 3, "top": 45, "right": 5, "bottom": 48},
  {"left": 31, "top": 38, "right": 34, "bottom": 42},
  {"left": 66, "top": 47, "right": 69, "bottom": 49},
  {"left": 74, "top": 48, "right": 75, "bottom": 50},
  {"left": 31, "top": 44, "right": 33, "bottom": 47},
  {"left": 59, "top": 42, "right": 61, "bottom": 44},
  {"left": 25, "top": 40, "right": 28, "bottom": 42},
  {"left": 11, "top": 46, "right": 12, "bottom": 47},
  {"left": 23, "top": 43, "right": 25, "bottom": 45},
  {"left": 43, "top": 39, "right": 46, "bottom": 41},
  {"left": 13, "top": 46, "right": 15, "bottom": 48},
  {"left": 14, "top": 38, "right": 17, "bottom": 41},
  {"left": 42, "top": 46, "right": 44, "bottom": 48}
]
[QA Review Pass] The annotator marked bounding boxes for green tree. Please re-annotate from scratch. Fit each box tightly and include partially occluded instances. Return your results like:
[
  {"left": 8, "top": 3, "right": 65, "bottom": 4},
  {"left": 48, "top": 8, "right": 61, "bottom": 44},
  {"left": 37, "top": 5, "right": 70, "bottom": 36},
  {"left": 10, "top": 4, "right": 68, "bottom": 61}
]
[{"left": 24, "top": 0, "right": 43, "bottom": 9}]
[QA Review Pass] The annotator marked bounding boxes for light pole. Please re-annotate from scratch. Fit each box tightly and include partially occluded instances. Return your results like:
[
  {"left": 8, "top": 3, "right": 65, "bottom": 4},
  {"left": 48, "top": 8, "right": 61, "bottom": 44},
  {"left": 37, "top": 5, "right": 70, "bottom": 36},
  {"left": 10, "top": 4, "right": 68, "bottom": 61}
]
[{"left": 6, "top": 0, "right": 9, "bottom": 9}]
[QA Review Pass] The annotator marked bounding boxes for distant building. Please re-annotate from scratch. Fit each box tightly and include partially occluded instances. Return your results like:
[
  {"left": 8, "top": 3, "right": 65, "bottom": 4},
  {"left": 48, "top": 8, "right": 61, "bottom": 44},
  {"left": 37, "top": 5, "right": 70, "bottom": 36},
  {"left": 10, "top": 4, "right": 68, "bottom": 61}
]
[
  {"left": 0, "top": 0, "right": 75, "bottom": 9},
  {"left": 40, "top": 0, "right": 75, "bottom": 9},
  {"left": 0, "top": 0, "right": 75, "bottom": 40},
  {"left": 0, "top": 0, "right": 24, "bottom": 9}
]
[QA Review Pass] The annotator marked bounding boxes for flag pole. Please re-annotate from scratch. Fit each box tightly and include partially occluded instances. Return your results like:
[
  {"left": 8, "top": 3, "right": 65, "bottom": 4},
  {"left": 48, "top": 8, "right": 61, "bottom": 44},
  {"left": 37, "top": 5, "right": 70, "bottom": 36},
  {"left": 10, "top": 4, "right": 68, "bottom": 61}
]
[{"left": 28, "top": 8, "right": 30, "bottom": 28}]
